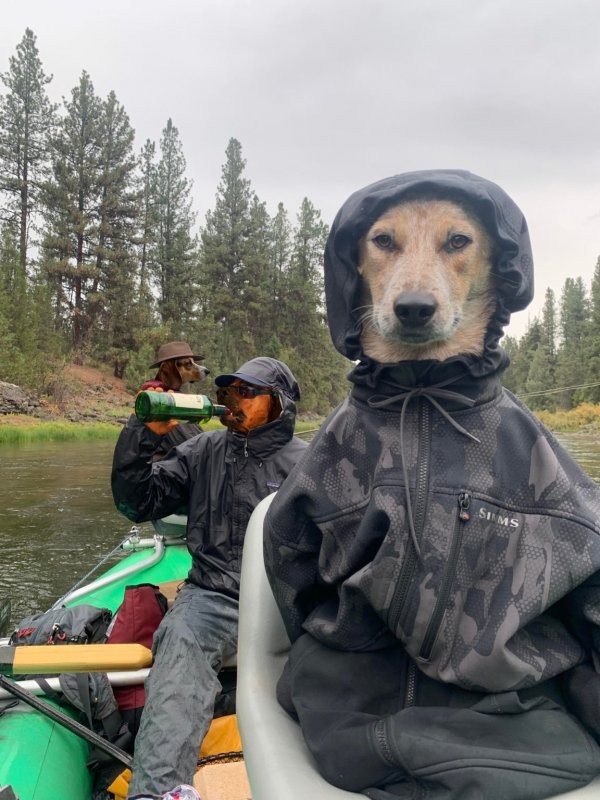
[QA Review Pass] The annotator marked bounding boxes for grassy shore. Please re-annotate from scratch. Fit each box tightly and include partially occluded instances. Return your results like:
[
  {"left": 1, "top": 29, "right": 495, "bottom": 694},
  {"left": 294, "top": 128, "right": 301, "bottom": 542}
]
[
  {"left": 4, "top": 398, "right": 600, "bottom": 446},
  {"left": 0, "top": 415, "right": 323, "bottom": 445},
  {"left": 535, "top": 403, "right": 600, "bottom": 433}
]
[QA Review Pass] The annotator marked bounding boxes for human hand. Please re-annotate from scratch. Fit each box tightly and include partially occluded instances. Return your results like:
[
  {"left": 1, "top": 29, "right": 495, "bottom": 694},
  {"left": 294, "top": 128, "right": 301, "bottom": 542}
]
[{"left": 135, "top": 386, "right": 179, "bottom": 435}]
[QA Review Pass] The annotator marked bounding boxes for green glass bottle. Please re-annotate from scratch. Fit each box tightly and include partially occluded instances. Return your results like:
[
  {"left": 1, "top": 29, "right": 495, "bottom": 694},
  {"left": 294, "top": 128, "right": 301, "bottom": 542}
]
[{"left": 135, "top": 391, "right": 229, "bottom": 423}]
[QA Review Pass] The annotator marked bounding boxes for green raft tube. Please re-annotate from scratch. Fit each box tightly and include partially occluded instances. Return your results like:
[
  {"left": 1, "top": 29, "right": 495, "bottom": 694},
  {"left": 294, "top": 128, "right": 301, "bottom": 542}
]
[{"left": 0, "top": 516, "right": 191, "bottom": 800}]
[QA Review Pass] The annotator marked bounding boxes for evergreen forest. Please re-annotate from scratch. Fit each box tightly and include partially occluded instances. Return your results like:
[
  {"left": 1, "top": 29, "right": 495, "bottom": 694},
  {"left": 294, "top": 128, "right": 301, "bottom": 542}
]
[
  {"left": 0, "top": 29, "right": 350, "bottom": 414},
  {"left": 1, "top": 29, "right": 598, "bottom": 416}
]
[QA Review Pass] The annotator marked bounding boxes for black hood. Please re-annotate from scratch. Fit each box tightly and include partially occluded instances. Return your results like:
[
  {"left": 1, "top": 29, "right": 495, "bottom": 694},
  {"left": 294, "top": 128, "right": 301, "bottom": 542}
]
[
  {"left": 324, "top": 170, "right": 534, "bottom": 372},
  {"left": 215, "top": 356, "right": 301, "bottom": 402}
]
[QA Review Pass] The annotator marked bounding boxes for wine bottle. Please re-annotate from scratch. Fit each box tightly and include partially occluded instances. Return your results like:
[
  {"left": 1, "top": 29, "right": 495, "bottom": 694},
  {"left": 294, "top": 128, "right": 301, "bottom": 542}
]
[{"left": 135, "top": 391, "right": 229, "bottom": 423}]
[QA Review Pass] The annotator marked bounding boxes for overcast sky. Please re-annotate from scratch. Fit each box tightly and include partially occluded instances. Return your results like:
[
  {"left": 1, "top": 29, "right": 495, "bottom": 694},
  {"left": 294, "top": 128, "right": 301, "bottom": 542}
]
[{"left": 2, "top": 0, "right": 600, "bottom": 339}]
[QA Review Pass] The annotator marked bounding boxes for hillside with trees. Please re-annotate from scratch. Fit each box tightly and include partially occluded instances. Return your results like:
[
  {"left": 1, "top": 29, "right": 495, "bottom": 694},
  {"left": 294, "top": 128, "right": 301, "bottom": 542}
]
[{"left": 0, "top": 29, "right": 350, "bottom": 417}]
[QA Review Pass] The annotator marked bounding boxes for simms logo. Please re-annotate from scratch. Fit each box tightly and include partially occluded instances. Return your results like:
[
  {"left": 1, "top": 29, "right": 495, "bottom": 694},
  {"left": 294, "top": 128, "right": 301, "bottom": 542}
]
[{"left": 478, "top": 507, "right": 520, "bottom": 528}]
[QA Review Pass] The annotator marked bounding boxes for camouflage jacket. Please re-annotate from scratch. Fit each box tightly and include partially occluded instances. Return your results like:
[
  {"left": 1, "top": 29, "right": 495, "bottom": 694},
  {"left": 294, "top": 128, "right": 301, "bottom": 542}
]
[
  {"left": 264, "top": 360, "right": 600, "bottom": 694},
  {"left": 264, "top": 170, "right": 600, "bottom": 698}
]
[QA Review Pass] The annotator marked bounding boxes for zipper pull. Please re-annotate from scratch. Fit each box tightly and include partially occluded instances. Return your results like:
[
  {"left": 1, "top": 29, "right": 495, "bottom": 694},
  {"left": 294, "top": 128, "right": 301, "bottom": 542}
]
[
  {"left": 458, "top": 491, "right": 471, "bottom": 522},
  {"left": 243, "top": 439, "right": 248, "bottom": 458}
]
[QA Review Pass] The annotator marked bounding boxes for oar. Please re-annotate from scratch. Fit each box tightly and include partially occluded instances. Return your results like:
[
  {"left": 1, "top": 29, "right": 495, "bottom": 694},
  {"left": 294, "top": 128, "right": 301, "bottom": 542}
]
[
  {"left": 0, "top": 643, "right": 153, "bottom": 676},
  {"left": 0, "top": 674, "right": 132, "bottom": 768},
  {"left": 0, "top": 598, "right": 10, "bottom": 635}
]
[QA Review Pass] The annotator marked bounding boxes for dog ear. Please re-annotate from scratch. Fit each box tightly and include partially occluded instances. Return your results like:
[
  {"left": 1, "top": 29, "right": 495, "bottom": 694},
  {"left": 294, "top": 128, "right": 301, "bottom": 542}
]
[{"left": 156, "top": 360, "right": 182, "bottom": 391}]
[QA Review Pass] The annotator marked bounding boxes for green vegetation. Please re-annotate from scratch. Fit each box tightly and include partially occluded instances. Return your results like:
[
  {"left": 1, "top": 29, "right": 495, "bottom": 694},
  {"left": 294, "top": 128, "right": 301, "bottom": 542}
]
[
  {"left": 0, "top": 420, "right": 121, "bottom": 445},
  {"left": 0, "top": 416, "right": 323, "bottom": 446},
  {"left": 0, "top": 28, "right": 350, "bottom": 416},
  {"left": 504, "top": 268, "right": 600, "bottom": 413}
]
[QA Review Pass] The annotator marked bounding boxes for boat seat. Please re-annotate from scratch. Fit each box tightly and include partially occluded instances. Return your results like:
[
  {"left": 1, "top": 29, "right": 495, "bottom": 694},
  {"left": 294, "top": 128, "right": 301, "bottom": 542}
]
[
  {"left": 151, "top": 513, "right": 188, "bottom": 539},
  {"left": 236, "top": 494, "right": 600, "bottom": 800},
  {"left": 237, "top": 494, "right": 358, "bottom": 799}
]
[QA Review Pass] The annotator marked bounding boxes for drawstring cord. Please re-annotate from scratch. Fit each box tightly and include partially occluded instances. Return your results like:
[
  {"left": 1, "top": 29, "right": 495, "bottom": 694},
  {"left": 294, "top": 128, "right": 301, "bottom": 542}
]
[{"left": 368, "top": 379, "right": 481, "bottom": 560}]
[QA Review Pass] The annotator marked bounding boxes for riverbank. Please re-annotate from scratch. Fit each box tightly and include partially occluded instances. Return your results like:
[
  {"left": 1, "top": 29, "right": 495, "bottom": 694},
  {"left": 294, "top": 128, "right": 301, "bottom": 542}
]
[
  {"left": 0, "top": 364, "right": 322, "bottom": 444},
  {"left": 2, "top": 363, "right": 599, "bottom": 442},
  {"left": 536, "top": 403, "right": 600, "bottom": 433}
]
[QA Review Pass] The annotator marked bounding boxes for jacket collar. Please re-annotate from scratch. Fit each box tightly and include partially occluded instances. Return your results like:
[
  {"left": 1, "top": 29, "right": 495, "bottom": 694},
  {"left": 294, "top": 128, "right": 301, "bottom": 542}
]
[
  {"left": 226, "top": 407, "right": 296, "bottom": 460},
  {"left": 349, "top": 352, "right": 506, "bottom": 412}
]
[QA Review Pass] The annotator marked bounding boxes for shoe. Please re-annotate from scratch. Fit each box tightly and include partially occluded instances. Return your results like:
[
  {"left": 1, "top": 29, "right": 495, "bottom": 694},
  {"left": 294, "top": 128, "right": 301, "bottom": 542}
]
[
  {"left": 162, "top": 787, "right": 201, "bottom": 800},
  {"left": 129, "top": 784, "right": 200, "bottom": 800}
]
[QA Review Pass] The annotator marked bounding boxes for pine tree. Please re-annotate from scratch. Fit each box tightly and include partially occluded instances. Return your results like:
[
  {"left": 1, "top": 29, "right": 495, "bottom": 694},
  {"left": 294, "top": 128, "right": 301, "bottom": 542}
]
[
  {"left": 583, "top": 256, "right": 600, "bottom": 403},
  {"left": 0, "top": 28, "right": 56, "bottom": 271},
  {"left": 503, "top": 319, "right": 543, "bottom": 398},
  {"left": 281, "top": 197, "right": 349, "bottom": 411},
  {"left": 0, "top": 225, "right": 26, "bottom": 381},
  {"left": 555, "top": 277, "right": 589, "bottom": 408},
  {"left": 524, "top": 345, "right": 553, "bottom": 411},
  {"left": 269, "top": 202, "right": 292, "bottom": 338},
  {"left": 197, "top": 137, "right": 254, "bottom": 372},
  {"left": 500, "top": 334, "right": 520, "bottom": 394},
  {"left": 0, "top": 224, "right": 60, "bottom": 387},
  {"left": 138, "top": 139, "right": 159, "bottom": 300},
  {"left": 40, "top": 70, "right": 103, "bottom": 360},
  {"left": 89, "top": 91, "right": 140, "bottom": 373},
  {"left": 540, "top": 288, "right": 557, "bottom": 361},
  {"left": 527, "top": 287, "right": 558, "bottom": 410},
  {"left": 242, "top": 194, "right": 277, "bottom": 358},
  {"left": 153, "top": 118, "right": 197, "bottom": 333}
]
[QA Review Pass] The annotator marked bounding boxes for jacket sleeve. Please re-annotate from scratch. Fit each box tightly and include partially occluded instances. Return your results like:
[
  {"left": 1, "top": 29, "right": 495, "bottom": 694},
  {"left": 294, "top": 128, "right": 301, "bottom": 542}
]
[
  {"left": 263, "top": 469, "right": 326, "bottom": 644},
  {"left": 111, "top": 414, "right": 192, "bottom": 522},
  {"left": 562, "top": 571, "right": 600, "bottom": 740}
]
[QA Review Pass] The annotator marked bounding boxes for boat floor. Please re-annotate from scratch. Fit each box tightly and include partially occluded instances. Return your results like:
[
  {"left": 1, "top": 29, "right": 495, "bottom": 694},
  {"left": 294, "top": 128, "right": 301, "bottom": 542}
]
[{"left": 194, "top": 758, "right": 251, "bottom": 800}]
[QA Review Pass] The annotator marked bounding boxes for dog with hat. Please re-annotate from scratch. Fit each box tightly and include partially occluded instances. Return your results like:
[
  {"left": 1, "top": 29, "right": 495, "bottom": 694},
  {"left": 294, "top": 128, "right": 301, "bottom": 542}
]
[{"left": 144, "top": 341, "right": 210, "bottom": 393}]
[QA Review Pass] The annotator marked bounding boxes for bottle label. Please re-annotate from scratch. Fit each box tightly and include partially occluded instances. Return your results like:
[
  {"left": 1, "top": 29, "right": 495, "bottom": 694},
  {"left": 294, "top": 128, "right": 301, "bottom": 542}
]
[{"left": 168, "top": 394, "right": 209, "bottom": 411}]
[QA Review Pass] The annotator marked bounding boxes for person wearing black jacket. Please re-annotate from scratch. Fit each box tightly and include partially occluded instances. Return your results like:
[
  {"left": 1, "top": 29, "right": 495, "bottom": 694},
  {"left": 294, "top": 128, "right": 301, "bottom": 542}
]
[{"left": 112, "top": 356, "right": 307, "bottom": 800}]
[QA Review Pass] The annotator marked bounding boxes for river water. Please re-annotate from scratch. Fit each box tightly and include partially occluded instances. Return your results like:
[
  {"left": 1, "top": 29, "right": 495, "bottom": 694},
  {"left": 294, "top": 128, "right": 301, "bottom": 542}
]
[{"left": 2, "top": 432, "right": 600, "bottom": 635}]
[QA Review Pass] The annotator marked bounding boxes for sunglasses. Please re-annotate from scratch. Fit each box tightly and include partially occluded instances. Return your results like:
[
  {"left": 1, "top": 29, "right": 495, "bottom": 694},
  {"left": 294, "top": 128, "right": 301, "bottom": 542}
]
[{"left": 217, "top": 384, "right": 276, "bottom": 399}]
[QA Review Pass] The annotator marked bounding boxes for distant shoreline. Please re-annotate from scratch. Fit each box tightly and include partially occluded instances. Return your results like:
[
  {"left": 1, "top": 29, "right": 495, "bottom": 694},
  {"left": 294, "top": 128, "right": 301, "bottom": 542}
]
[{"left": 0, "top": 416, "right": 322, "bottom": 445}]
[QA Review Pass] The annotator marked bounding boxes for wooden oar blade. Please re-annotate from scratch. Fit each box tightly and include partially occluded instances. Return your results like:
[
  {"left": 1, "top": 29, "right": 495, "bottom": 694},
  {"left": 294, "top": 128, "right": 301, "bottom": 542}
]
[
  {"left": 0, "top": 643, "right": 153, "bottom": 675},
  {"left": 0, "top": 598, "right": 10, "bottom": 636}
]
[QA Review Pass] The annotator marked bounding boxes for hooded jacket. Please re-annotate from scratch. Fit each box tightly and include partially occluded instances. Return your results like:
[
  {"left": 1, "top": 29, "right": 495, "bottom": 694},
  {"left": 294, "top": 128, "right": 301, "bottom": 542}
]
[
  {"left": 112, "top": 357, "right": 307, "bottom": 599},
  {"left": 263, "top": 172, "right": 600, "bottom": 798}
]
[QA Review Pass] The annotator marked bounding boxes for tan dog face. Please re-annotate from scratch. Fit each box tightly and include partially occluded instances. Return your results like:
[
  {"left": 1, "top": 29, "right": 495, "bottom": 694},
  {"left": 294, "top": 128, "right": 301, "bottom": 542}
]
[
  {"left": 357, "top": 199, "right": 495, "bottom": 362},
  {"left": 156, "top": 357, "right": 210, "bottom": 391}
]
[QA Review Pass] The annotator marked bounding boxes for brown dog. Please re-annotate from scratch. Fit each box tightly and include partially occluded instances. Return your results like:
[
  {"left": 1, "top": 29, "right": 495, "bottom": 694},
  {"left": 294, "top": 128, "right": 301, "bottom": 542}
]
[
  {"left": 154, "top": 356, "right": 209, "bottom": 391},
  {"left": 357, "top": 199, "right": 495, "bottom": 363},
  {"left": 146, "top": 341, "right": 210, "bottom": 392}
]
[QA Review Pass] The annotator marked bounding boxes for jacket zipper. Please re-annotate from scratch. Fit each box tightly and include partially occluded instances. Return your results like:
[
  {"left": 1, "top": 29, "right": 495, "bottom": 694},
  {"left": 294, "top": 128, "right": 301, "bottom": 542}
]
[
  {"left": 387, "top": 399, "right": 432, "bottom": 634},
  {"left": 418, "top": 491, "right": 471, "bottom": 662},
  {"left": 405, "top": 660, "right": 417, "bottom": 707}
]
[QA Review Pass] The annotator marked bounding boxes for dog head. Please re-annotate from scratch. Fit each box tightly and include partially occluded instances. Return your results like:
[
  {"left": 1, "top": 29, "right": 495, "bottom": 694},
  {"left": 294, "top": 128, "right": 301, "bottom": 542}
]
[
  {"left": 155, "top": 356, "right": 210, "bottom": 391},
  {"left": 357, "top": 198, "right": 495, "bottom": 363},
  {"left": 323, "top": 170, "right": 534, "bottom": 367}
]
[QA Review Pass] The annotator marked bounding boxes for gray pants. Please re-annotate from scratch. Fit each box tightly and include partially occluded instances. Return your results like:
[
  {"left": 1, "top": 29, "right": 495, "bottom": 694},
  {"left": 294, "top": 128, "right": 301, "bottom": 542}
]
[{"left": 128, "top": 582, "right": 239, "bottom": 798}]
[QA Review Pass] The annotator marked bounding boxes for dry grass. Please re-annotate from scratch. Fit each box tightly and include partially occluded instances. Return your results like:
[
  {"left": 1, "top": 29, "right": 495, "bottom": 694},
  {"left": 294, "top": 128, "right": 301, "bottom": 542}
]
[{"left": 536, "top": 403, "right": 600, "bottom": 433}]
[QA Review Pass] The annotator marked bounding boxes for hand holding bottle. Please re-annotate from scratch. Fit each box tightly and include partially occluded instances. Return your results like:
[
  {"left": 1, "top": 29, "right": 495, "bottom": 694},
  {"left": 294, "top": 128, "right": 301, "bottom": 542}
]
[
  {"left": 135, "top": 390, "right": 229, "bottom": 425},
  {"left": 134, "top": 386, "right": 179, "bottom": 435}
]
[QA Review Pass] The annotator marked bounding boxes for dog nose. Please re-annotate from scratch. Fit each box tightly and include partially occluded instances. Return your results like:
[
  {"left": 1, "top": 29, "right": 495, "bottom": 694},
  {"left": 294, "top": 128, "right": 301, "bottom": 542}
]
[{"left": 393, "top": 292, "right": 437, "bottom": 328}]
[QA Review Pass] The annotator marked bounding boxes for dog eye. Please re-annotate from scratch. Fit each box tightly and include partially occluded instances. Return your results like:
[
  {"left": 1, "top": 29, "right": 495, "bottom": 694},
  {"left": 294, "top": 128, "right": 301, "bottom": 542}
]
[
  {"left": 447, "top": 234, "right": 471, "bottom": 251},
  {"left": 372, "top": 234, "right": 394, "bottom": 250}
]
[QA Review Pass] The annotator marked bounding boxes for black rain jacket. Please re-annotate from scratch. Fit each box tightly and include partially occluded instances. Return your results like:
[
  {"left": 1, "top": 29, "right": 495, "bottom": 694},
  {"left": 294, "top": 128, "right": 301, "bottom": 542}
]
[{"left": 112, "top": 357, "right": 307, "bottom": 599}]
